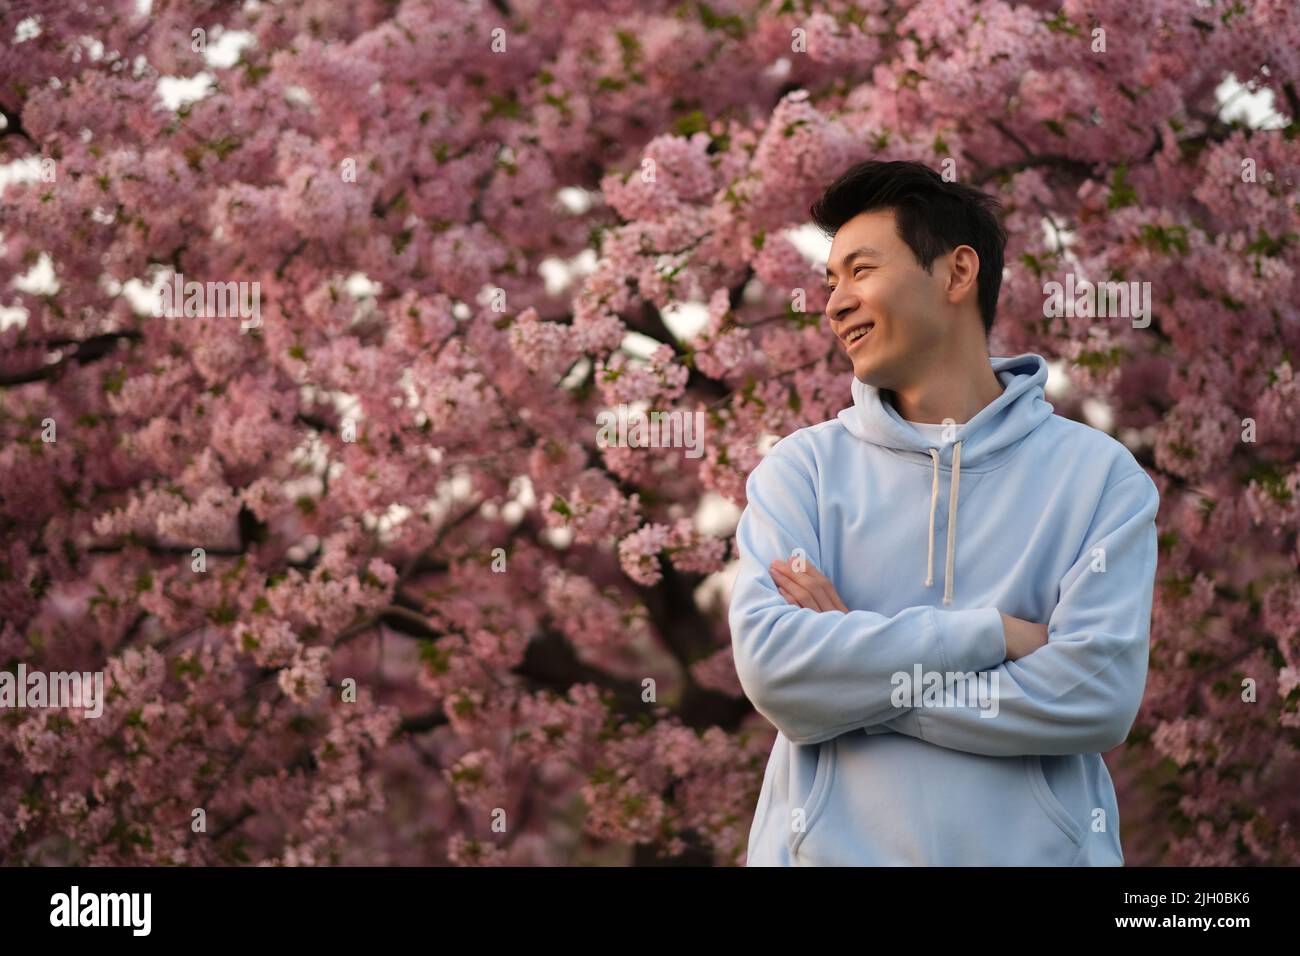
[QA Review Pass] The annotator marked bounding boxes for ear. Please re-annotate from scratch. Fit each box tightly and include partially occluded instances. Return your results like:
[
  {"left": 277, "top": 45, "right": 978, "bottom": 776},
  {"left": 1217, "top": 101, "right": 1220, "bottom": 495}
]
[{"left": 946, "top": 245, "right": 980, "bottom": 304}]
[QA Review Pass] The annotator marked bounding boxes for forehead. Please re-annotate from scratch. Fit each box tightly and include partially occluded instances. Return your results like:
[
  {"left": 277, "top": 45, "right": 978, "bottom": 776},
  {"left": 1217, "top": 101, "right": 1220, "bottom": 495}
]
[{"left": 827, "top": 209, "right": 899, "bottom": 261}]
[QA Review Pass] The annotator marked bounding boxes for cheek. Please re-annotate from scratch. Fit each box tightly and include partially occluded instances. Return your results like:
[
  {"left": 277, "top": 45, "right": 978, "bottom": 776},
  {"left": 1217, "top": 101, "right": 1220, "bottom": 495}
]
[
  {"left": 864, "top": 281, "right": 907, "bottom": 333},
  {"left": 875, "top": 279, "right": 934, "bottom": 338}
]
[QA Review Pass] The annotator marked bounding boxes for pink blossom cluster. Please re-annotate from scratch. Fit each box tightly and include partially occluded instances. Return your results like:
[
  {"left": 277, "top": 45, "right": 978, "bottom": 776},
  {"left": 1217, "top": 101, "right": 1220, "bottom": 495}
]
[{"left": 617, "top": 517, "right": 729, "bottom": 586}]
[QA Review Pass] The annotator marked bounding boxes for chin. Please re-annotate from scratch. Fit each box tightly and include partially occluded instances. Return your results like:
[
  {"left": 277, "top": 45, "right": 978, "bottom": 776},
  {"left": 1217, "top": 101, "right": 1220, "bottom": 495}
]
[{"left": 852, "top": 354, "right": 890, "bottom": 386}]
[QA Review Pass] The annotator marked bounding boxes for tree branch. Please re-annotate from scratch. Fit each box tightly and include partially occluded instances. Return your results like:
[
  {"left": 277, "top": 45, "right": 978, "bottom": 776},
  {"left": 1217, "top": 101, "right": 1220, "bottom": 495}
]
[
  {"left": 0, "top": 105, "right": 33, "bottom": 144},
  {"left": 0, "top": 330, "right": 143, "bottom": 387}
]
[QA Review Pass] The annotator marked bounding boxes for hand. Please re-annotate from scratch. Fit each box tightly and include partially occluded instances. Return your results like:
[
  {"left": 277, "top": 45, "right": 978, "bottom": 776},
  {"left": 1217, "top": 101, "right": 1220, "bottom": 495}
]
[
  {"left": 769, "top": 556, "right": 849, "bottom": 613},
  {"left": 1000, "top": 613, "right": 1049, "bottom": 662}
]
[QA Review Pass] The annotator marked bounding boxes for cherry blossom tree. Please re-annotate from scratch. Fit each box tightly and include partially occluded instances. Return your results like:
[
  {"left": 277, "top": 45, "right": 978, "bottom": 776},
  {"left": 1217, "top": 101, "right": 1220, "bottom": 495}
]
[{"left": 1, "top": 0, "right": 1298, "bottom": 865}]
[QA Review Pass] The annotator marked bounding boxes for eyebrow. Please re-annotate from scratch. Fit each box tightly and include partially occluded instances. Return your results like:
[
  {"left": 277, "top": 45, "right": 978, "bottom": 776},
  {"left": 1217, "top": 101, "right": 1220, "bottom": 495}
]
[{"left": 825, "top": 246, "right": 883, "bottom": 282}]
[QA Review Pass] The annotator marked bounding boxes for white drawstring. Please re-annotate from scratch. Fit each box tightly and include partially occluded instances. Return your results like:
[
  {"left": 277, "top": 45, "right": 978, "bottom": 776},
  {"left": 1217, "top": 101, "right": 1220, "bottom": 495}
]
[
  {"left": 945, "top": 440, "right": 961, "bottom": 604},
  {"left": 924, "top": 440, "right": 962, "bottom": 604},
  {"left": 925, "top": 449, "right": 939, "bottom": 588}
]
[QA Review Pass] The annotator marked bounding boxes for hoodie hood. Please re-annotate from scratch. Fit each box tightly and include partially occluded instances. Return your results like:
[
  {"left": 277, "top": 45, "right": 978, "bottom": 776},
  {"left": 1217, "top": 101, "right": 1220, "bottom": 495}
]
[
  {"left": 836, "top": 353, "right": 1055, "bottom": 604},
  {"left": 837, "top": 353, "right": 1054, "bottom": 464}
]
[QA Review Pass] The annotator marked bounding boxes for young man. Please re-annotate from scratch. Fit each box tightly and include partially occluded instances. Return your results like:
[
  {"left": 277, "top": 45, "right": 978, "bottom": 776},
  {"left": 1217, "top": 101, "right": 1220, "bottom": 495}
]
[{"left": 729, "top": 160, "right": 1161, "bottom": 866}]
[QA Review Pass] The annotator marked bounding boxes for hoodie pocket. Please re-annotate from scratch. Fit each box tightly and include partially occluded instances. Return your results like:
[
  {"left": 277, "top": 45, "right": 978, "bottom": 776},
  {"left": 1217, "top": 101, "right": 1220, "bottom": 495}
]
[
  {"left": 791, "top": 732, "right": 1084, "bottom": 866},
  {"left": 788, "top": 737, "right": 836, "bottom": 858},
  {"left": 1026, "top": 754, "right": 1086, "bottom": 847}
]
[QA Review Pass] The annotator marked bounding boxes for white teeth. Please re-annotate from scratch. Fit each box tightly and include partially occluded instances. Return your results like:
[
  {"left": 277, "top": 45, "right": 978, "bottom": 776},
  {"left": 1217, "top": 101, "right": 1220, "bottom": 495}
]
[{"left": 847, "top": 325, "right": 871, "bottom": 343}]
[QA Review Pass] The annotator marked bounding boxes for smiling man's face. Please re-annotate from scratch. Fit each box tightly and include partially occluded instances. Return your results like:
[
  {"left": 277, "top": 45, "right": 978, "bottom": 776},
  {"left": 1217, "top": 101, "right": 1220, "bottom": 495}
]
[{"left": 823, "top": 208, "right": 953, "bottom": 390}]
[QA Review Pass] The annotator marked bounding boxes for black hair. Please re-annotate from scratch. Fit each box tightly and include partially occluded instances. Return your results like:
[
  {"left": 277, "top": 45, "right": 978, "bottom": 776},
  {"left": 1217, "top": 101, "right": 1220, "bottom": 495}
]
[{"left": 809, "top": 160, "right": 1008, "bottom": 336}]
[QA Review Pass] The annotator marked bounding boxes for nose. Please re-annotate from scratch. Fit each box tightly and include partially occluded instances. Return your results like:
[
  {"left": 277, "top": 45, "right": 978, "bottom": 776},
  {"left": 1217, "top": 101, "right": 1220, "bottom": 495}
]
[{"left": 825, "top": 285, "right": 857, "bottom": 325}]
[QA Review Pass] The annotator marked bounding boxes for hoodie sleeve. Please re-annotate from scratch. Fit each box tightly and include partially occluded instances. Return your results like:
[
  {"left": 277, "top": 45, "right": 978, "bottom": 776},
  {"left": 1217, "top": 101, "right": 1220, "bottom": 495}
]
[
  {"left": 895, "top": 468, "right": 1161, "bottom": 757},
  {"left": 729, "top": 448, "right": 1007, "bottom": 746}
]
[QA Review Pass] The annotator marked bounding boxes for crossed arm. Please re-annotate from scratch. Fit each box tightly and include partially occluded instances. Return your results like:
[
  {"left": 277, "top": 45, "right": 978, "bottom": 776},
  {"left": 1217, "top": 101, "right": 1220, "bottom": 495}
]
[
  {"left": 770, "top": 558, "right": 1050, "bottom": 663},
  {"left": 729, "top": 450, "right": 1161, "bottom": 756}
]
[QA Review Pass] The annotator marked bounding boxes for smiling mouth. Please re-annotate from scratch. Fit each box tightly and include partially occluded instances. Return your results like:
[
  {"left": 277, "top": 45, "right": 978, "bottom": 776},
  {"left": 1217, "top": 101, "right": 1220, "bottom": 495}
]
[{"left": 843, "top": 323, "right": 875, "bottom": 351}]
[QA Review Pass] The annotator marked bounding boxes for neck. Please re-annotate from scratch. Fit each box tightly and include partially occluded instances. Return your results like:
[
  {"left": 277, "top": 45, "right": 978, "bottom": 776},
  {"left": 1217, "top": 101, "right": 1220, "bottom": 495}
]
[{"left": 885, "top": 348, "right": 1004, "bottom": 425}]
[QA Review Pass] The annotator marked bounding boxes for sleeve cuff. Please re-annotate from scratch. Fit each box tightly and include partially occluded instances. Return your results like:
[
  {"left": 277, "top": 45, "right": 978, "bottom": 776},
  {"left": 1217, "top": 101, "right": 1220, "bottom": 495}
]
[{"left": 929, "top": 605, "right": 1007, "bottom": 674}]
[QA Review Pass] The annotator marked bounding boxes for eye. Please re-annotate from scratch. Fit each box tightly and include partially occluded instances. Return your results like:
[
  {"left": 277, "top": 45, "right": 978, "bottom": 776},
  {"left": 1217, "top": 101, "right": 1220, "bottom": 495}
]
[{"left": 828, "top": 265, "right": 871, "bottom": 292}]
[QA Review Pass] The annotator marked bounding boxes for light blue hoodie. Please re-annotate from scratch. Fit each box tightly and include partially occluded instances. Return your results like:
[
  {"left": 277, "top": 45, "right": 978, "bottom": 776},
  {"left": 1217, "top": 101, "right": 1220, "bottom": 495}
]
[{"left": 729, "top": 353, "right": 1160, "bottom": 866}]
